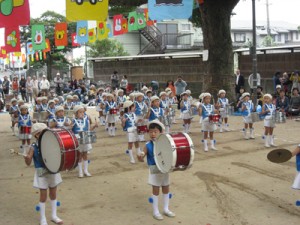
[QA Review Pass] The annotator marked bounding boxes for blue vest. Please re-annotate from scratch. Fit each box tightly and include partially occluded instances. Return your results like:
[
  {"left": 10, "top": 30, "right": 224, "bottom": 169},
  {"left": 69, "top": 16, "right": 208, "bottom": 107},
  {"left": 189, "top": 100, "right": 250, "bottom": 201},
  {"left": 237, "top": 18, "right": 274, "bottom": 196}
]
[
  {"left": 135, "top": 101, "right": 147, "bottom": 116},
  {"left": 264, "top": 103, "right": 275, "bottom": 116},
  {"left": 218, "top": 98, "right": 228, "bottom": 108},
  {"left": 41, "top": 104, "right": 48, "bottom": 112},
  {"left": 48, "top": 107, "right": 56, "bottom": 120},
  {"left": 35, "top": 104, "right": 42, "bottom": 112},
  {"left": 202, "top": 104, "right": 214, "bottom": 119},
  {"left": 72, "top": 116, "right": 89, "bottom": 134},
  {"left": 105, "top": 101, "right": 116, "bottom": 113},
  {"left": 180, "top": 100, "right": 190, "bottom": 112},
  {"left": 65, "top": 102, "right": 74, "bottom": 110},
  {"left": 123, "top": 113, "right": 136, "bottom": 131},
  {"left": 160, "top": 100, "right": 169, "bottom": 109},
  {"left": 54, "top": 116, "right": 67, "bottom": 128},
  {"left": 117, "top": 96, "right": 126, "bottom": 105},
  {"left": 146, "top": 141, "right": 156, "bottom": 166},
  {"left": 296, "top": 154, "right": 300, "bottom": 172},
  {"left": 18, "top": 114, "right": 32, "bottom": 127},
  {"left": 149, "top": 107, "right": 163, "bottom": 121},
  {"left": 242, "top": 101, "right": 253, "bottom": 116},
  {"left": 32, "top": 143, "right": 44, "bottom": 169}
]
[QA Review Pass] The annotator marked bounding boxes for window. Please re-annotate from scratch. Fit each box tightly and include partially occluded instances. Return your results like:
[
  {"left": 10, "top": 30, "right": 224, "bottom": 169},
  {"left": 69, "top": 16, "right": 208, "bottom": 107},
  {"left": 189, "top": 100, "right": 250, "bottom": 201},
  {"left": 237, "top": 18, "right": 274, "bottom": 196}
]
[
  {"left": 181, "top": 24, "right": 191, "bottom": 31},
  {"left": 284, "top": 33, "right": 288, "bottom": 41},
  {"left": 296, "top": 31, "right": 299, "bottom": 40},
  {"left": 234, "top": 33, "right": 246, "bottom": 42},
  {"left": 277, "top": 34, "right": 281, "bottom": 42}
]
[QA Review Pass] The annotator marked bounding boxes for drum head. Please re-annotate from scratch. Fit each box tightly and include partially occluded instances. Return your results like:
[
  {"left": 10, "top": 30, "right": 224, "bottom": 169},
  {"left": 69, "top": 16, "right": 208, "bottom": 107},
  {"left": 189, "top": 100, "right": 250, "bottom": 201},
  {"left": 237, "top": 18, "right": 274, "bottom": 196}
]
[
  {"left": 267, "top": 149, "right": 292, "bottom": 163},
  {"left": 39, "top": 130, "right": 62, "bottom": 173},
  {"left": 154, "top": 134, "right": 174, "bottom": 173}
]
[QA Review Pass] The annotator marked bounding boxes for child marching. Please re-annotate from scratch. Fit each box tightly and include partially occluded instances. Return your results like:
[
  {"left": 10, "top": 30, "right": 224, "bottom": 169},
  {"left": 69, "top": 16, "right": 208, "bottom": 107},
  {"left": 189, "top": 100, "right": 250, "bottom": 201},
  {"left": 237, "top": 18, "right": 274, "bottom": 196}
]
[
  {"left": 9, "top": 98, "right": 18, "bottom": 134},
  {"left": 262, "top": 94, "right": 277, "bottom": 147},
  {"left": 159, "top": 92, "right": 171, "bottom": 134},
  {"left": 217, "top": 90, "right": 230, "bottom": 132},
  {"left": 18, "top": 104, "right": 32, "bottom": 155},
  {"left": 240, "top": 92, "right": 255, "bottom": 140},
  {"left": 180, "top": 92, "right": 192, "bottom": 134},
  {"left": 135, "top": 92, "right": 148, "bottom": 142},
  {"left": 146, "top": 96, "right": 164, "bottom": 122},
  {"left": 104, "top": 93, "right": 117, "bottom": 137},
  {"left": 49, "top": 106, "right": 71, "bottom": 129}
]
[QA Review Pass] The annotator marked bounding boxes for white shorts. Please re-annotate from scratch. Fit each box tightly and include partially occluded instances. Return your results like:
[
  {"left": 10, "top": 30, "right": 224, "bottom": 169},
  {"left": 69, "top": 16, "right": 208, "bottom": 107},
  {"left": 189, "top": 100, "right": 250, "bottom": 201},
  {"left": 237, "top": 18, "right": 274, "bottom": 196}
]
[
  {"left": 220, "top": 111, "right": 228, "bottom": 119},
  {"left": 201, "top": 120, "right": 216, "bottom": 132},
  {"left": 181, "top": 111, "right": 192, "bottom": 120},
  {"left": 264, "top": 117, "right": 275, "bottom": 128},
  {"left": 79, "top": 143, "right": 92, "bottom": 152},
  {"left": 33, "top": 170, "right": 62, "bottom": 189},
  {"left": 292, "top": 172, "right": 300, "bottom": 190},
  {"left": 148, "top": 170, "right": 170, "bottom": 187},
  {"left": 127, "top": 130, "right": 138, "bottom": 143},
  {"left": 106, "top": 114, "right": 116, "bottom": 123},
  {"left": 243, "top": 115, "right": 253, "bottom": 124}
]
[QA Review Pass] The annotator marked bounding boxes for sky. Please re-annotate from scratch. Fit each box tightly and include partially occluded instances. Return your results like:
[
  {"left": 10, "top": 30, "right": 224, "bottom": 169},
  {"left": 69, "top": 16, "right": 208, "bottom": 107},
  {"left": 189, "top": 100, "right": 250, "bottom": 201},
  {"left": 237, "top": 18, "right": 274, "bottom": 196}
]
[{"left": 0, "top": 0, "right": 300, "bottom": 47}]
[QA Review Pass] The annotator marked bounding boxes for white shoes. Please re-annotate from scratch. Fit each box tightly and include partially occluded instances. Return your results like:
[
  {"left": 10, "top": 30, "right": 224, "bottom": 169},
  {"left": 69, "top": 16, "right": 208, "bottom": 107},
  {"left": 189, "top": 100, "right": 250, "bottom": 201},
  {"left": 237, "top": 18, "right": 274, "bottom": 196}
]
[
  {"left": 153, "top": 213, "right": 164, "bottom": 220},
  {"left": 164, "top": 210, "right": 176, "bottom": 217}
]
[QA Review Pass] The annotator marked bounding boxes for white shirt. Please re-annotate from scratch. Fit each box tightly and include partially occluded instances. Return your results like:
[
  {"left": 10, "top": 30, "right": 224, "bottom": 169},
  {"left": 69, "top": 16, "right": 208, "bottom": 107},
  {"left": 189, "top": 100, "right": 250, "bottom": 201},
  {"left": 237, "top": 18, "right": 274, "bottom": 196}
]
[
  {"left": 40, "top": 79, "right": 50, "bottom": 90},
  {"left": 236, "top": 74, "right": 240, "bottom": 85}
]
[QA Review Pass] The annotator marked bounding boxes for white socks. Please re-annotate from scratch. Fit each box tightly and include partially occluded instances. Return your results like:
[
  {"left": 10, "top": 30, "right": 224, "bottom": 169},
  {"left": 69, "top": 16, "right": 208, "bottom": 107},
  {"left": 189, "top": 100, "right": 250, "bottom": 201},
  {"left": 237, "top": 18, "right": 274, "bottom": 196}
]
[
  {"left": 183, "top": 124, "right": 190, "bottom": 133},
  {"left": 136, "top": 147, "right": 142, "bottom": 156},
  {"left": 39, "top": 202, "right": 47, "bottom": 225},
  {"left": 128, "top": 150, "right": 135, "bottom": 164},
  {"left": 250, "top": 128, "right": 255, "bottom": 139},
  {"left": 50, "top": 200, "right": 58, "bottom": 220},
  {"left": 203, "top": 140, "right": 208, "bottom": 152},
  {"left": 83, "top": 160, "right": 91, "bottom": 176},
  {"left": 111, "top": 126, "right": 116, "bottom": 136},
  {"left": 210, "top": 140, "right": 217, "bottom": 150},
  {"left": 265, "top": 135, "right": 270, "bottom": 148},
  {"left": 163, "top": 194, "right": 170, "bottom": 213},
  {"left": 152, "top": 195, "right": 160, "bottom": 216},
  {"left": 270, "top": 135, "right": 277, "bottom": 146},
  {"left": 78, "top": 162, "right": 83, "bottom": 177},
  {"left": 243, "top": 129, "right": 248, "bottom": 139}
]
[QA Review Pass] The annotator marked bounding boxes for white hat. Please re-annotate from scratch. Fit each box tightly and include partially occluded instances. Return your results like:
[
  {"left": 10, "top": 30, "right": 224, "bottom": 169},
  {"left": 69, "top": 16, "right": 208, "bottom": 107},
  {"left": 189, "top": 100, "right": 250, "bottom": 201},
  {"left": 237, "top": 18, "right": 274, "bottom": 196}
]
[
  {"left": 66, "top": 95, "right": 73, "bottom": 100},
  {"left": 102, "top": 92, "right": 107, "bottom": 97},
  {"left": 10, "top": 98, "right": 17, "bottom": 103},
  {"left": 199, "top": 93, "right": 204, "bottom": 100},
  {"left": 55, "top": 106, "right": 64, "bottom": 113},
  {"left": 20, "top": 105, "right": 28, "bottom": 110},
  {"left": 123, "top": 100, "right": 134, "bottom": 109},
  {"left": 117, "top": 89, "right": 124, "bottom": 94},
  {"left": 141, "top": 86, "right": 148, "bottom": 91},
  {"left": 166, "top": 90, "right": 172, "bottom": 96},
  {"left": 98, "top": 87, "right": 104, "bottom": 91},
  {"left": 74, "top": 105, "right": 84, "bottom": 113},
  {"left": 146, "top": 90, "right": 152, "bottom": 94},
  {"left": 241, "top": 92, "right": 250, "bottom": 99},
  {"left": 17, "top": 99, "right": 24, "bottom": 104},
  {"left": 165, "top": 87, "right": 171, "bottom": 92},
  {"left": 73, "top": 95, "right": 79, "bottom": 99},
  {"left": 53, "top": 98, "right": 59, "bottom": 102},
  {"left": 135, "top": 92, "right": 144, "bottom": 98},
  {"left": 148, "top": 119, "right": 165, "bottom": 131},
  {"left": 129, "top": 92, "right": 135, "bottom": 98},
  {"left": 263, "top": 93, "right": 273, "bottom": 99},
  {"left": 42, "top": 75, "right": 46, "bottom": 78},
  {"left": 31, "top": 123, "right": 47, "bottom": 135},
  {"left": 276, "top": 85, "right": 281, "bottom": 89},
  {"left": 159, "top": 91, "right": 167, "bottom": 97},
  {"left": 180, "top": 92, "right": 188, "bottom": 96},
  {"left": 36, "top": 97, "right": 42, "bottom": 101},
  {"left": 202, "top": 93, "right": 211, "bottom": 99},
  {"left": 56, "top": 73, "right": 60, "bottom": 76},
  {"left": 106, "top": 93, "right": 114, "bottom": 98},
  {"left": 218, "top": 90, "right": 226, "bottom": 95},
  {"left": 150, "top": 96, "right": 159, "bottom": 102},
  {"left": 42, "top": 96, "right": 48, "bottom": 101},
  {"left": 186, "top": 90, "right": 191, "bottom": 95},
  {"left": 48, "top": 100, "right": 55, "bottom": 105}
]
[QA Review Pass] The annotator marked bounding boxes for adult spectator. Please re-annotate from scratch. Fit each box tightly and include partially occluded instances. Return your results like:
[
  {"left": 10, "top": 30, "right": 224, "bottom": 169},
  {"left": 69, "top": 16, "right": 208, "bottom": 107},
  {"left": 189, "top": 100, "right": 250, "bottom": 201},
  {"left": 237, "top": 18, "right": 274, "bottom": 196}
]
[
  {"left": 289, "top": 88, "right": 300, "bottom": 116},
  {"left": 166, "top": 80, "right": 176, "bottom": 96},
  {"left": 19, "top": 75, "right": 27, "bottom": 102},
  {"left": 54, "top": 73, "right": 64, "bottom": 96},
  {"left": 31, "top": 75, "right": 39, "bottom": 100},
  {"left": 11, "top": 76, "right": 19, "bottom": 98},
  {"left": 276, "top": 89, "right": 289, "bottom": 114},
  {"left": 290, "top": 71, "right": 300, "bottom": 93},
  {"left": 273, "top": 71, "right": 281, "bottom": 93},
  {"left": 26, "top": 76, "right": 33, "bottom": 103},
  {"left": 0, "top": 78, "right": 3, "bottom": 98},
  {"left": 39, "top": 75, "right": 50, "bottom": 95},
  {"left": 280, "top": 72, "right": 291, "bottom": 96},
  {"left": 120, "top": 75, "right": 128, "bottom": 95},
  {"left": 235, "top": 69, "right": 245, "bottom": 101},
  {"left": 111, "top": 71, "right": 119, "bottom": 90},
  {"left": 2, "top": 76, "right": 10, "bottom": 95},
  {"left": 174, "top": 76, "right": 187, "bottom": 109},
  {"left": 273, "top": 85, "right": 282, "bottom": 99}
]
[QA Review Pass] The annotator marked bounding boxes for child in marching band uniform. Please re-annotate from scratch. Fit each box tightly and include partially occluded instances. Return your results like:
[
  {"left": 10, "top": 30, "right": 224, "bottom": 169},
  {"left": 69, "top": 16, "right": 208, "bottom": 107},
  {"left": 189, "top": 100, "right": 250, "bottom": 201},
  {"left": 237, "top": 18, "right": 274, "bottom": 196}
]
[
  {"left": 240, "top": 92, "right": 255, "bottom": 140},
  {"left": 117, "top": 89, "right": 126, "bottom": 118},
  {"left": 49, "top": 106, "right": 71, "bottom": 129},
  {"left": 144, "top": 90, "right": 153, "bottom": 107},
  {"left": 122, "top": 101, "right": 142, "bottom": 164},
  {"left": 159, "top": 92, "right": 171, "bottom": 134},
  {"left": 64, "top": 95, "right": 74, "bottom": 110},
  {"left": 186, "top": 90, "right": 193, "bottom": 104},
  {"left": 199, "top": 93, "right": 218, "bottom": 151},
  {"left": 24, "top": 123, "right": 63, "bottom": 225},
  {"left": 34, "top": 97, "right": 42, "bottom": 112},
  {"left": 180, "top": 92, "right": 192, "bottom": 134},
  {"left": 47, "top": 100, "right": 56, "bottom": 126},
  {"left": 147, "top": 96, "right": 164, "bottom": 122},
  {"left": 291, "top": 144, "right": 300, "bottom": 190},
  {"left": 73, "top": 95, "right": 81, "bottom": 106},
  {"left": 135, "top": 92, "right": 148, "bottom": 142},
  {"left": 198, "top": 93, "right": 204, "bottom": 124},
  {"left": 9, "top": 98, "right": 18, "bottom": 134},
  {"left": 104, "top": 93, "right": 117, "bottom": 136},
  {"left": 53, "top": 98, "right": 60, "bottom": 108},
  {"left": 217, "top": 90, "right": 230, "bottom": 132},
  {"left": 262, "top": 94, "right": 277, "bottom": 148},
  {"left": 41, "top": 97, "right": 48, "bottom": 112},
  {"left": 167, "top": 90, "right": 178, "bottom": 124},
  {"left": 19, "top": 105, "right": 32, "bottom": 155},
  {"left": 72, "top": 105, "right": 97, "bottom": 178},
  {"left": 96, "top": 91, "right": 105, "bottom": 126},
  {"left": 129, "top": 92, "right": 135, "bottom": 102},
  {"left": 138, "top": 120, "right": 175, "bottom": 220}
]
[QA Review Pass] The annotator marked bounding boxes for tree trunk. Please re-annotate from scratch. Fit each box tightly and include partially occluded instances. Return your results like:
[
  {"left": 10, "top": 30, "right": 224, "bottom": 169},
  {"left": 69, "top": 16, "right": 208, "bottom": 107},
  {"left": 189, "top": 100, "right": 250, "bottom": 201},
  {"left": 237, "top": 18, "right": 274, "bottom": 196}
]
[{"left": 199, "top": 0, "right": 239, "bottom": 99}]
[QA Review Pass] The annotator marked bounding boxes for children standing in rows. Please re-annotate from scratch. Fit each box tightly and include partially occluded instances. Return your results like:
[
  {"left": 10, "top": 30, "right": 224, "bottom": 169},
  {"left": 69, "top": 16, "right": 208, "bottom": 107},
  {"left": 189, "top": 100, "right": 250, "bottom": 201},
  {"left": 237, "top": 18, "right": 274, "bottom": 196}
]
[
  {"left": 135, "top": 92, "right": 148, "bottom": 142},
  {"left": 180, "top": 92, "right": 192, "bottom": 134},
  {"left": 41, "top": 97, "right": 48, "bottom": 112},
  {"left": 35, "top": 97, "right": 42, "bottom": 112},
  {"left": 262, "top": 94, "right": 277, "bottom": 148},
  {"left": 24, "top": 123, "right": 63, "bottom": 225},
  {"left": 138, "top": 120, "right": 175, "bottom": 220},
  {"left": 167, "top": 90, "right": 177, "bottom": 124},
  {"left": 72, "top": 105, "right": 97, "bottom": 178},
  {"left": 64, "top": 95, "right": 74, "bottom": 110},
  {"left": 9, "top": 98, "right": 18, "bottom": 134},
  {"left": 217, "top": 90, "right": 230, "bottom": 132},
  {"left": 18, "top": 105, "right": 32, "bottom": 155},
  {"left": 104, "top": 94, "right": 117, "bottom": 137},
  {"left": 122, "top": 101, "right": 142, "bottom": 164},
  {"left": 47, "top": 100, "right": 56, "bottom": 126},
  {"left": 159, "top": 92, "right": 171, "bottom": 133},
  {"left": 96, "top": 92, "right": 105, "bottom": 126},
  {"left": 49, "top": 106, "right": 71, "bottom": 129},
  {"left": 199, "top": 93, "right": 218, "bottom": 151},
  {"left": 240, "top": 92, "right": 255, "bottom": 140},
  {"left": 144, "top": 90, "right": 153, "bottom": 107},
  {"left": 147, "top": 96, "right": 164, "bottom": 122}
]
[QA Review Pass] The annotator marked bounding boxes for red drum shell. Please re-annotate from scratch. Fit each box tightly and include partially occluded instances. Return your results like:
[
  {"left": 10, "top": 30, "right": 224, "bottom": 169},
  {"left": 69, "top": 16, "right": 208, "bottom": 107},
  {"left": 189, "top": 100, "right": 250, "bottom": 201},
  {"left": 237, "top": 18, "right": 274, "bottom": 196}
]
[
  {"left": 109, "top": 108, "right": 118, "bottom": 114},
  {"left": 209, "top": 114, "right": 221, "bottom": 123},
  {"left": 137, "top": 125, "right": 148, "bottom": 134},
  {"left": 171, "top": 133, "right": 192, "bottom": 168},
  {"left": 39, "top": 128, "right": 79, "bottom": 174},
  {"left": 20, "top": 126, "right": 31, "bottom": 134}
]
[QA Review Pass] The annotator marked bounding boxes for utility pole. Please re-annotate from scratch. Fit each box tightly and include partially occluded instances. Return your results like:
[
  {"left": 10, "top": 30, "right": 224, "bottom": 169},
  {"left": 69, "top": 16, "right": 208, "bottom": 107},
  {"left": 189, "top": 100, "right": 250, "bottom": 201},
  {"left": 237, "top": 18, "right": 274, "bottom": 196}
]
[
  {"left": 266, "top": 0, "right": 271, "bottom": 37},
  {"left": 252, "top": 0, "right": 258, "bottom": 107}
]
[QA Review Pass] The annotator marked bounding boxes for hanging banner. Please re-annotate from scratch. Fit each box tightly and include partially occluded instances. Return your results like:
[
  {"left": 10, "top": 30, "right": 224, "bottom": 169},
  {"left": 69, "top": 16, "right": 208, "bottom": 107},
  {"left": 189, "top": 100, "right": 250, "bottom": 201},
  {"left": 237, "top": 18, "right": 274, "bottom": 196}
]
[
  {"left": 136, "top": 12, "right": 146, "bottom": 30},
  {"left": 31, "top": 24, "right": 46, "bottom": 51},
  {"left": 71, "top": 33, "right": 80, "bottom": 47},
  {"left": 128, "top": 12, "right": 138, "bottom": 32},
  {"left": 26, "top": 42, "right": 34, "bottom": 55},
  {"left": 113, "top": 15, "right": 123, "bottom": 36},
  {"left": 76, "top": 21, "right": 88, "bottom": 44},
  {"left": 5, "top": 26, "right": 21, "bottom": 53},
  {"left": 55, "top": 22, "right": 68, "bottom": 47},
  {"left": 0, "top": 46, "right": 7, "bottom": 58},
  {"left": 0, "top": 0, "right": 30, "bottom": 27},
  {"left": 97, "top": 21, "right": 108, "bottom": 40},
  {"left": 106, "top": 24, "right": 113, "bottom": 38},
  {"left": 121, "top": 18, "right": 128, "bottom": 34},
  {"left": 88, "top": 28, "right": 96, "bottom": 43},
  {"left": 66, "top": 0, "right": 109, "bottom": 22},
  {"left": 148, "top": 0, "right": 193, "bottom": 22},
  {"left": 43, "top": 39, "right": 51, "bottom": 53}
]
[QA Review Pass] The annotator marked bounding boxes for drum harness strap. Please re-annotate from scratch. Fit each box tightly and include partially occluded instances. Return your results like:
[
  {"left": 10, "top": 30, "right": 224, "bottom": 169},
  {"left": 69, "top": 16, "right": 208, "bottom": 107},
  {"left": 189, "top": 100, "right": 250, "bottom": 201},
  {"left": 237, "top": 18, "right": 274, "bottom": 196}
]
[
  {"left": 19, "top": 113, "right": 30, "bottom": 125},
  {"left": 151, "top": 107, "right": 162, "bottom": 119},
  {"left": 202, "top": 104, "right": 213, "bottom": 116},
  {"left": 265, "top": 104, "right": 275, "bottom": 116},
  {"left": 54, "top": 117, "right": 66, "bottom": 127},
  {"left": 74, "top": 117, "right": 86, "bottom": 132},
  {"left": 125, "top": 113, "right": 136, "bottom": 127}
]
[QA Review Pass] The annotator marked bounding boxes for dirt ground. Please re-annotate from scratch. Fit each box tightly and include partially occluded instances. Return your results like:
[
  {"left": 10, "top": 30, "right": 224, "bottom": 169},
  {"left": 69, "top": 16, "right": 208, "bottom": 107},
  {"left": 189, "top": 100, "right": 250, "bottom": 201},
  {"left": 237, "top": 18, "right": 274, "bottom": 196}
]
[{"left": 0, "top": 108, "right": 300, "bottom": 225}]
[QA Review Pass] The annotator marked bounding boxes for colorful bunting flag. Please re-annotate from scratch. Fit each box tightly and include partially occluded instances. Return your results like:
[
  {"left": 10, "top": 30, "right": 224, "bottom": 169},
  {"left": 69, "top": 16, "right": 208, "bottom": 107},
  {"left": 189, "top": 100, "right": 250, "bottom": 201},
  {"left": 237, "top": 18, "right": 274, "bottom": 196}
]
[
  {"left": 121, "top": 18, "right": 128, "bottom": 34},
  {"left": 5, "top": 26, "right": 21, "bottom": 53},
  {"left": 128, "top": 12, "right": 138, "bottom": 32},
  {"left": 106, "top": 24, "right": 113, "bottom": 38},
  {"left": 88, "top": 28, "right": 97, "bottom": 43},
  {"left": 0, "top": 0, "right": 30, "bottom": 27},
  {"left": 71, "top": 33, "right": 80, "bottom": 47},
  {"left": 66, "top": 0, "right": 109, "bottom": 22},
  {"left": 55, "top": 22, "right": 68, "bottom": 47},
  {"left": 43, "top": 39, "right": 51, "bottom": 53},
  {"left": 31, "top": 25, "right": 46, "bottom": 51},
  {"left": 97, "top": 21, "right": 108, "bottom": 40},
  {"left": 0, "top": 46, "right": 7, "bottom": 58},
  {"left": 113, "top": 15, "right": 123, "bottom": 36},
  {"left": 76, "top": 21, "right": 88, "bottom": 44}
]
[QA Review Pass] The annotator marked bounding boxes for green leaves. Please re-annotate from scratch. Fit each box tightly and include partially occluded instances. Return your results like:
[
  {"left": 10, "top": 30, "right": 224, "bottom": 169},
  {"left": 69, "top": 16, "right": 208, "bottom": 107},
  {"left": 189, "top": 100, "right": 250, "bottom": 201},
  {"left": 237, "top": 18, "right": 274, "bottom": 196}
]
[{"left": 87, "top": 39, "right": 129, "bottom": 58}]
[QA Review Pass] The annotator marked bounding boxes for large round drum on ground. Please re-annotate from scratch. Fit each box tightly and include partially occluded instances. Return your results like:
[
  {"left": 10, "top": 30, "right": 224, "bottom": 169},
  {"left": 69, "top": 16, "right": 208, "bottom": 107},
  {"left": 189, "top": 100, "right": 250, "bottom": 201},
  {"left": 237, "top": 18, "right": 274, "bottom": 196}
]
[
  {"left": 39, "top": 128, "right": 79, "bottom": 174},
  {"left": 154, "top": 132, "right": 194, "bottom": 173}
]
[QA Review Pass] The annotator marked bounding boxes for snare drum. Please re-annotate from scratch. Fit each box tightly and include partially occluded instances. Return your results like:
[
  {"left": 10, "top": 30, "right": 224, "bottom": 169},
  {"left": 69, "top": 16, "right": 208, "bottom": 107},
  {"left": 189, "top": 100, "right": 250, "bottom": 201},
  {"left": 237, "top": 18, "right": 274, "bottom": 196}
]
[
  {"left": 39, "top": 128, "right": 79, "bottom": 174},
  {"left": 169, "top": 108, "right": 175, "bottom": 117},
  {"left": 275, "top": 111, "right": 286, "bottom": 123},
  {"left": 39, "top": 111, "right": 48, "bottom": 122},
  {"left": 209, "top": 114, "right": 221, "bottom": 124},
  {"left": 160, "top": 115, "right": 171, "bottom": 126},
  {"left": 154, "top": 133, "right": 194, "bottom": 173},
  {"left": 137, "top": 125, "right": 148, "bottom": 134},
  {"left": 33, "top": 112, "right": 40, "bottom": 122},
  {"left": 78, "top": 131, "right": 97, "bottom": 144},
  {"left": 19, "top": 126, "right": 32, "bottom": 139},
  {"left": 225, "top": 105, "right": 234, "bottom": 116},
  {"left": 109, "top": 108, "right": 118, "bottom": 115}
]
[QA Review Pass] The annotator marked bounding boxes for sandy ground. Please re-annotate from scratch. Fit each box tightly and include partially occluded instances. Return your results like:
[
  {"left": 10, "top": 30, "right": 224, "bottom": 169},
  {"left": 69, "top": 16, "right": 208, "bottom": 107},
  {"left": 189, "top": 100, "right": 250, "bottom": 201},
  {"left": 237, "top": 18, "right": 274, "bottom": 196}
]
[{"left": 0, "top": 108, "right": 300, "bottom": 225}]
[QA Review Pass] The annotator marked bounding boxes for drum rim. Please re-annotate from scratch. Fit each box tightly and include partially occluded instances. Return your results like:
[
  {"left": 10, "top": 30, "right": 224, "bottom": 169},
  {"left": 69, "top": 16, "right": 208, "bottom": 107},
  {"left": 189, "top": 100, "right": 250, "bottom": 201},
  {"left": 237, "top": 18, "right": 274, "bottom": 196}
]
[
  {"left": 182, "top": 132, "right": 194, "bottom": 168},
  {"left": 154, "top": 134, "right": 173, "bottom": 174}
]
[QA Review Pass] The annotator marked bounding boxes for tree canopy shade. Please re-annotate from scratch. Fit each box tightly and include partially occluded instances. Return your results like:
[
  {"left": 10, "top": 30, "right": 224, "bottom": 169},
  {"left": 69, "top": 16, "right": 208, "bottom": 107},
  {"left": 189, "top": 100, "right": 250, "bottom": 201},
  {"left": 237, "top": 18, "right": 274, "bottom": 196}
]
[{"left": 87, "top": 39, "right": 129, "bottom": 58}]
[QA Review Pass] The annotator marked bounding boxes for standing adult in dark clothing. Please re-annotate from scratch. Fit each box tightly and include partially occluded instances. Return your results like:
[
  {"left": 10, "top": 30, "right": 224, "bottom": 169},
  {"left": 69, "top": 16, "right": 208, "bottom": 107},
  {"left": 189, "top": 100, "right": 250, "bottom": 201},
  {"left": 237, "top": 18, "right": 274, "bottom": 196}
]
[
  {"left": 235, "top": 69, "right": 245, "bottom": 101},
  {"left": 174, "top": 76, "right": 187, "bottom": 109},
  {"left": 2, "top": 76, "right": 10, "bottom": 95},
  {"left": 111, "top": 71, "right": 119, "bottom": 90},
  {"left": 273, "top": 71, "right": 281, "bottom": 93},
  {"left": 19, "top": 75, "right": 28, "bottom": 102}
]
